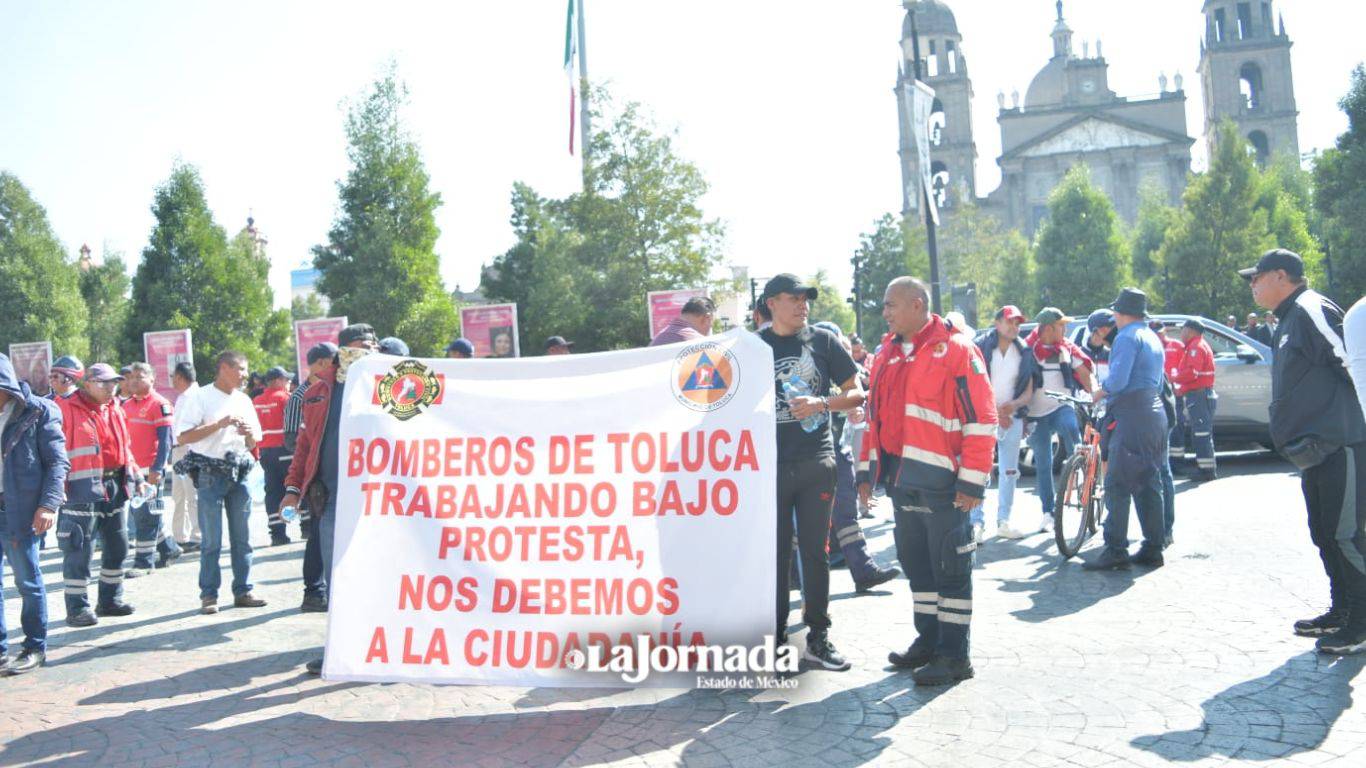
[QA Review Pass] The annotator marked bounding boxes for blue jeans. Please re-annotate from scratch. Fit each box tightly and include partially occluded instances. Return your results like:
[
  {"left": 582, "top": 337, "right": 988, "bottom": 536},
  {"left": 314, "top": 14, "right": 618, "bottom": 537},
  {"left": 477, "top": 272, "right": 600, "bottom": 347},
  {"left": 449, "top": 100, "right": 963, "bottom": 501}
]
[
  {"left": 1027, "top": 407, "right": 1080, "bottom": 516},
  {"left": 303, "top": 510, "right": 326, "bottom": 599},
  {"left": 1103, "top": 470, "right": 1166, "bottom": 555},
  {"left": 971, "top": 418, "right": 1025, "bottom": 527},
  {"left": 196, "top": 472, "right": 254, "bottom": 600},
  {"left": 1, "top": 529, "right": 47, "bottom": 653}
]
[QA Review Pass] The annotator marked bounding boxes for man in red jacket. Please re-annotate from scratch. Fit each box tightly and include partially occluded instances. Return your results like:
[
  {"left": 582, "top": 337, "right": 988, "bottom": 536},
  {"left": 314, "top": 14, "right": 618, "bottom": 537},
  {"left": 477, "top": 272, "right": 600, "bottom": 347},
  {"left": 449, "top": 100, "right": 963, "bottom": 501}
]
[
  {"left": 1172, "top": 318, "right": 1218, "bottom": 481},
  {"left": 858, "top": 277, "right": 997, "bottom": 686},
  {"left": 122, "top": 362, "right": 181, "bottom": 574},
  {"left": 280, "top": 323, "right": 378, "bottom": 675},
  {"left": 253, "top": 367, "right": 294, "bottom": 546}
]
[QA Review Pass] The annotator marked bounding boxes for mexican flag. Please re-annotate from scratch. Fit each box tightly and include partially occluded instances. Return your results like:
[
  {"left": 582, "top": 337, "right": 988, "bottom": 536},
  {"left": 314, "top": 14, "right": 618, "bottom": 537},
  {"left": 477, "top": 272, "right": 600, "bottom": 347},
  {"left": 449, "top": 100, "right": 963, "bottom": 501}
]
[{"left": 564, "top": 0, "right": 580, "bottom": 155}]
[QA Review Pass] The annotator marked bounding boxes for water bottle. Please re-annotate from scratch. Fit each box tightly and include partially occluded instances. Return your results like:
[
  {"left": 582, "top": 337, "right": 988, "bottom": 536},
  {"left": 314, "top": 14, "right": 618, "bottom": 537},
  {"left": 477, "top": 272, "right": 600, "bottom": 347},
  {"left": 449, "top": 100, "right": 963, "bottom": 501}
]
[
  {"left": 781, "top": 375, "right": 827, "bottom": 433},
  {"left": 281, "top": 505, "right": 299, "bottom": 523},
  {"left": 126, "top": 479, "right": 153, "bottom": 510}
]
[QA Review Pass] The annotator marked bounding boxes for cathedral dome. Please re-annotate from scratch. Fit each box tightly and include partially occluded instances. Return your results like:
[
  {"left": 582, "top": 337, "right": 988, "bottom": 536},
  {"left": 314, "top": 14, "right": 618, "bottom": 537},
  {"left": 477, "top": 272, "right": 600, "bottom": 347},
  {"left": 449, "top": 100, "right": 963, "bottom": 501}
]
[
  {"left": 902, "top": 0, "right": 959, "bottom": 38},
  {"left": 1025, "top": 59, "right": 1067, "bottom": 108}
]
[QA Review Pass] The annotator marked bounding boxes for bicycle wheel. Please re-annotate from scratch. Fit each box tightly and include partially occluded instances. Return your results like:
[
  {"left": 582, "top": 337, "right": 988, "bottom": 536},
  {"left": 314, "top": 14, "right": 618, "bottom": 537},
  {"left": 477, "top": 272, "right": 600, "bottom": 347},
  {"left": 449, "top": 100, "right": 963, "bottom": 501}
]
[
  {"left": 1053, "top": 452, "right": 1091, "bottom": 559},
  {"left": 1089, "top": 477, "right": 1107, "bottom": 535}
]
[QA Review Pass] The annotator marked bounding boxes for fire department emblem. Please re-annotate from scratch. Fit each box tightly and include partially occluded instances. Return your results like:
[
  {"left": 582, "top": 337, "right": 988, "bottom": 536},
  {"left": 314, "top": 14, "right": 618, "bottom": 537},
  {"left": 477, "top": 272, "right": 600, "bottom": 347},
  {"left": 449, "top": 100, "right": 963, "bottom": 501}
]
[{"left": 377, "top": 360, "right": 442, "bottom": 421}]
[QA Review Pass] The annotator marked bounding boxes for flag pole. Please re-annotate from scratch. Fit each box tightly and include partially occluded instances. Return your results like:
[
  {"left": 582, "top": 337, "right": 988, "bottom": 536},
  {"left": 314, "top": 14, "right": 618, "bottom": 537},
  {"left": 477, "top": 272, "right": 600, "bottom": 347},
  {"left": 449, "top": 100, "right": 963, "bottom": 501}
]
[{"left": 577, "top": 0, "right": 592, "bottom": 184}]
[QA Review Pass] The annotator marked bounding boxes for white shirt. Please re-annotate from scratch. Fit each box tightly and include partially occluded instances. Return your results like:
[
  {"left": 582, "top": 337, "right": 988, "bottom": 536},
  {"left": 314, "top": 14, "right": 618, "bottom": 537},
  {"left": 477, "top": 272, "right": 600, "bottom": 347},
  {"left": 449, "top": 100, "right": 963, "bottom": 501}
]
[
  {"left": 172, "top": 382, "right": 200, "bottom": 442},
  {"left": 176, "top": 382, "right": 262, "bottom": 460},
  {"left": 988, "top": 343, "right": 1023, "bottom": 407},
  {"left": 1345, "top": 297, "right": 1366, "bottom": 421},
  {"left": 1026, "top": 346, "right": 1086, "bottom": 417}
]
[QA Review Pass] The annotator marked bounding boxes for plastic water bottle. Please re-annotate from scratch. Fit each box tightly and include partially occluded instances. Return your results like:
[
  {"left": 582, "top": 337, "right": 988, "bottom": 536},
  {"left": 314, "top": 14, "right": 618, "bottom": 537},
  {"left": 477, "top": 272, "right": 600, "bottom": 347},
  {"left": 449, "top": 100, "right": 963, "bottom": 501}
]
[
  {"left": 280, "top": 505, "right": 299, "bottom": 523},
  {"left": 781, "top": 375, "right": 827, "bottom": 433},
  {"left": 126, "top": 480, "right": 153, "bottom": 510}
]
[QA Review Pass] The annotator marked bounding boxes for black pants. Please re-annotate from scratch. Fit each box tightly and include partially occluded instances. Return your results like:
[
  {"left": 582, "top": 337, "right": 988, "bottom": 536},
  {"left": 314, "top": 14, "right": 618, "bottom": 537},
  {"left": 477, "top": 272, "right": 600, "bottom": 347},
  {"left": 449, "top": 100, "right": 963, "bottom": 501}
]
[
  {"left": 302, "top": 508, "right": 326, "bottom": 599},
  {"left": 889, "top": 486, "right": 974, "bottom": 659},
  {"left": 1304, "top": 444, "right": 1366, "bottom": 621},
  {"left": 260, "top": 447, "right": 290, "bottom": 540},
  {"left": 775, "top": 457, "right": 836, "bottom": 640}
]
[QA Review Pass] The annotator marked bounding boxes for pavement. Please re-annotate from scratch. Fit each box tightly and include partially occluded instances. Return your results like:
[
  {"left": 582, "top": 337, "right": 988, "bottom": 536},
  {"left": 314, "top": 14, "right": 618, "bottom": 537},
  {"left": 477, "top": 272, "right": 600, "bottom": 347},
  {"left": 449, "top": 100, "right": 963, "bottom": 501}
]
[{"left": 2, "top": 452, "right": 1364, "bottom": 767}]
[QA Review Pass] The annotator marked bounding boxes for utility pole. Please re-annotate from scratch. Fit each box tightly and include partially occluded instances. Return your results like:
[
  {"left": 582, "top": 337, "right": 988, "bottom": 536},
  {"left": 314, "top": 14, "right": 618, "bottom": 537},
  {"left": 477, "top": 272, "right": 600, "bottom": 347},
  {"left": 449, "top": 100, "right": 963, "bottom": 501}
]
[{"left": 908, "top": 6, "right": 943, "bottom": 314}]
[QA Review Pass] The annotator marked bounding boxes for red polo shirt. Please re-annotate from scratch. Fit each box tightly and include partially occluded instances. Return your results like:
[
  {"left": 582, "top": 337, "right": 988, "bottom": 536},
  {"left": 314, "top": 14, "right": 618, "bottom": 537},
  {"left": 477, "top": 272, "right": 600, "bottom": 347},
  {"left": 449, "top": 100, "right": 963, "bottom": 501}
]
[
  {"left": 123, "top": 391, "right": 174, "bottom": 470},
  {"left": 253, "top": 387, "right": 290, "bottom": 449}
]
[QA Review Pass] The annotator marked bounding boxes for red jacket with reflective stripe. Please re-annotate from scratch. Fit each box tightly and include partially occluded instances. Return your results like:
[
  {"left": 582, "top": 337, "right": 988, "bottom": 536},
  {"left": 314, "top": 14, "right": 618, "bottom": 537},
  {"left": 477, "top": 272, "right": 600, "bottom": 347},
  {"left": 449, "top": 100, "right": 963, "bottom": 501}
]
[
  {"left": 61, "top": 391, "right": 139, "bottom": 504},
  {"left": 1162, "top": 338, "right": 1184, "bottom": 381},
  {"left": 123, "top": 391, "right": 173, "bottom": 470},
  {"left": 252, "top": 387, "right": 290, "bottom": 449},
  {"left": 857, "top": 332, "right": 912, "bottom": 483},
  {"left": 863, "top": 316, "right": 998, "bottom": 498},
  {"left": 1172, "top": 336, "right": 1216, "bottom": 396}
]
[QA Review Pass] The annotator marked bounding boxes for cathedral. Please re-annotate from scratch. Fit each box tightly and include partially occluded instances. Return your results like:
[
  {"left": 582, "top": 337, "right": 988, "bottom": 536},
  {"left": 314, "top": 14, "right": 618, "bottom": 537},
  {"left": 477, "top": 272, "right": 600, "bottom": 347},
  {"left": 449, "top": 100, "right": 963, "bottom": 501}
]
[{"left": 895, "top": 0, "right": 1301, "bottom": 238}]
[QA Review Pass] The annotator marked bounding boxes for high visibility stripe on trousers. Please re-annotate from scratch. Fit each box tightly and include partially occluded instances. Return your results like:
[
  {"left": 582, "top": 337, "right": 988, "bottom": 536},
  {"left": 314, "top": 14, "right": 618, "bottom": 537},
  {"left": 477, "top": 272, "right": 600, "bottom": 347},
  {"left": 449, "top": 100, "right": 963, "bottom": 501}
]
[
  {"left": 939, "top": 596, "right": 972, "bottom": 625},
  {"left": 99, "top": 568, "right": 124, "bottom": 585},
  {"left": 835, "top": 524, "right": 866, "bottom": 550},
  {"left": 913, "top": 591, "right": 939, "bottom": 615},
  {"left": 64, "top": 578, "right": 89, "bottom": 595}
]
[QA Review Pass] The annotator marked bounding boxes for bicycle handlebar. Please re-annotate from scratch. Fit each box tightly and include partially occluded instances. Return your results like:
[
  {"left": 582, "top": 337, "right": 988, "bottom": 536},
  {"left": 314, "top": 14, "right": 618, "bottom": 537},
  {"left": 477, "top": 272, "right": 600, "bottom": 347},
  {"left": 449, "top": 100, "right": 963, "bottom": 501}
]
[{"left": 1043, "top": 390, "right": 1093, "bottom": 406}]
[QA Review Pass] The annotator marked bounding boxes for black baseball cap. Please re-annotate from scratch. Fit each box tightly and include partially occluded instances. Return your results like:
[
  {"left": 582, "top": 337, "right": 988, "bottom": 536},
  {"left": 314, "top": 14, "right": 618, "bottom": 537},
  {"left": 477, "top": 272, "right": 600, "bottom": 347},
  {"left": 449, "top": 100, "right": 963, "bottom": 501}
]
[
  {"left": 1238, "top": 249, "right": 1304, "bottom": 282},
  {"left": 306, "top": 342, "right": 338, "bottom": 365},
  {"left": 1183, "top": 318, "right": 1207, "bottom": 333},
  {"left": 545, "top": 335, "right": 575, "bottom": 351},
  {"left": 338, "top": 323, "right": 378, "bottom": 347},
  {"left": 761, "top": 273, "right": 818, "bottom": 301},
  {"left": 264, "top": 366, "right": 290, "bottom": 382}
]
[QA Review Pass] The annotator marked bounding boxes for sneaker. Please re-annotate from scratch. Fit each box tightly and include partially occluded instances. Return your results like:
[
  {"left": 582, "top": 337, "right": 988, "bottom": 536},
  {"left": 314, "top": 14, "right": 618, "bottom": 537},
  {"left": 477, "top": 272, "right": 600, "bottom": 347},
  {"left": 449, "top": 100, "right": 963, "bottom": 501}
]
[
  {"left": 156, "top": 550, "right": 182, "bottom": 569},
  {"left": 887, "top": 643, "right": 935, "bottom": 670},
  {"left": 996, "top": 523, "right": 1028, "bottom": 540},
  {"left": 306, "top": 657, "right": 324, "bottom": 675},
  {"left": 6, "top": 649, "right": 45, "bottom": 675},
  {"left": 803, "top": 633, "right": 852, "bottom": 671},
  {"left": 1295, "top": 610, "right": 1346, "bottom": 638},
  {"left": 300, "top": 594, "right": 329, "bottom": 613},
  {"left": 124, "top": 567, "right": 152, "bottom": 579},
  {"left": 234, "top": 593, "right": 267, "bottom": 608},
  {"left": 854, "top": 567, "right": 901, "bottom": 593},
  {"left": 201, "top": 598, "right": 218, "bottom": 615},
  {"left": 1082, "top": 548, "right": 1132, "bottom": 571},
  {"left": 1039, "top": 515, "right": 1055, "bottom": 533},
  {"left": 1131, "top": 548, "right": 1164, "bottom": 568},
  {"left": 271, "top": 535, "right": 292, "bottom": 547},
  {"left": 179, "top": 541, "right": 201, "bottom": 553},
  {"left": 95, "top": 602, "right": 135, "bottom": 617},
  {"left": 911, "top": 656, "right": 974, "bottom": 686},
  {"left": 1317, "top": 625, "right": 1366, "bottom": 655},
  {"left": 66, "top": 610, "right": 98, "bottom": 628}
]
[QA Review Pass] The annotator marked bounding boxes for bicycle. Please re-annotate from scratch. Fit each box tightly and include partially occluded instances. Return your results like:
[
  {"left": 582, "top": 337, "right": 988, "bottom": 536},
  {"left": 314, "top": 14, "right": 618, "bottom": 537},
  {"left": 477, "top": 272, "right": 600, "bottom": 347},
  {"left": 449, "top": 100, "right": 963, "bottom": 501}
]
[{"left": 1046, "top": 390, "right": 1108, "bottom": 559}]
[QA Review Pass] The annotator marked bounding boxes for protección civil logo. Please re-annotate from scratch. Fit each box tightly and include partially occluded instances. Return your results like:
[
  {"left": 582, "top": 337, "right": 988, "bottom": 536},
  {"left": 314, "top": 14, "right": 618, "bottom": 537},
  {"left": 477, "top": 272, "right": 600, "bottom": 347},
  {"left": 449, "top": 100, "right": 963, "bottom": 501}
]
[{"left": 671, "top": 342, "right": 740, "bottom": 413}]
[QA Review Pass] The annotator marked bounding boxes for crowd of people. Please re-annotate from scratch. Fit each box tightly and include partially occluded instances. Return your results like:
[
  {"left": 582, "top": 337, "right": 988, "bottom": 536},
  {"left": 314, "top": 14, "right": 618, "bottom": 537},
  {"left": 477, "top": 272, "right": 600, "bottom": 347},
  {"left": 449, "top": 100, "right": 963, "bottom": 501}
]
[{"left": 3, "top": 246, "right": 1366, "bottom": 688}]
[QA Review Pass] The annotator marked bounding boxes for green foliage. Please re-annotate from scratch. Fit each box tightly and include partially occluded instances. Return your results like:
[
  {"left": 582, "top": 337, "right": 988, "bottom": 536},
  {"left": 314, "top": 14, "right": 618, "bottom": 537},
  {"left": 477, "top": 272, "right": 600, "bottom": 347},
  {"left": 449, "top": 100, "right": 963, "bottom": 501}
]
[
  {"left": 1314, "top": 65, "right": 1366, "bottom": 303},
  {"left": 291, "top": 293, "right": 326, "bottom": 322},
  {"left": 940, "top": 202, "right": 1037, "bottom": 320},
  {"left": 1159, "top": 122, "right": 1277, "bottom": 319},
  {"left": 1034, "top": 165, "right": 1132, "bottom": 315},
  {"left": 81, "top": 249, "right": 130, "bottom": 364},
  {"left": 1130, "top": 188, "right": 1180, "bottom": 292},
  {"left": 312, "top": 66, "right": 458, "bottom": 350},
  {"left": 1257, "top": 157, "right": 1324, "bottom": 287},
  {"left": 485, "top": 90, "right": 722, "bottom": 352},
  {"left": 806, "top": 269, "right": 856, "bottom": 335},
  {"left": 124, "top": 164, "right": 284, "bottom": 374},
  {"left": 0, "top": 172, "right": 89, "bottom": 360},
  {"left": 851, "top": 213, "right": 927, "bottom": 341}
]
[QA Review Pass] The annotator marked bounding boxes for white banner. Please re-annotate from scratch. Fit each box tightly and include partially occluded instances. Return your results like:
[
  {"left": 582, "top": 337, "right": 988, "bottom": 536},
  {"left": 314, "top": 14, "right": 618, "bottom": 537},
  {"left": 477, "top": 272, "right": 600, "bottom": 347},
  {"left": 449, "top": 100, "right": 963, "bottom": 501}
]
[{"left": 326, "top": 329, "right": 777, "bottom": 686}]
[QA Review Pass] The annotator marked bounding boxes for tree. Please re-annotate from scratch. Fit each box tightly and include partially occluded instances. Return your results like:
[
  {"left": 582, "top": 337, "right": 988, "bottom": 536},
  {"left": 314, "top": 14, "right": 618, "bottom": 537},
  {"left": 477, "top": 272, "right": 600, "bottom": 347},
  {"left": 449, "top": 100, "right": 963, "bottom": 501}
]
[
  {"left": 850, "top": 213, "right": 928, "bottom": 341},
  {"left": 1130, "top": 188, "right": 1180, "bottom": 301},
  {"left": 0, "top": 172, "right": 89, "bottom": 359},
  {"left": 291, "top": 293, "right": 326, "bottom": 322},
  {"left": 124, "top": 164, "right": 286, "bottom": 373},
  {"left": 485, "top": 90, "right": 722, "bottom": 352},
  {"left": 1034, "top": 165, "right": 1131, "bottom": 314},
  {"left": 806, "top": 269, "right": 856, "bottom": 335},
  {"left": 1158, "top": 122, "right": 1275, "bottom": 319},
  {"left": 312, "top": 66, "right": 458, "bottom": 355},
  {"left": 1256, "top": 156, "right": 1324, "bottom": 288},
  {"left": 1314, "top": 65, "right": 1366, "bottom": 303},
  {"left": 80, "top": 248, "right": 130, "bottom": 364},
  {"left": 939, "top": 202, "right": 1037, "bottom": 320}
]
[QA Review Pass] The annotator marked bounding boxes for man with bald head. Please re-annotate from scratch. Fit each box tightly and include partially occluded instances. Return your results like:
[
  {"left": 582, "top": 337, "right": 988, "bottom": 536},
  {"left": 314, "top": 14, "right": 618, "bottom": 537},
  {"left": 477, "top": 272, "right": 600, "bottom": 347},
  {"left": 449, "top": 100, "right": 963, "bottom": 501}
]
[{"left": 857, "top": 277, "right": 997, "bottom": 685}]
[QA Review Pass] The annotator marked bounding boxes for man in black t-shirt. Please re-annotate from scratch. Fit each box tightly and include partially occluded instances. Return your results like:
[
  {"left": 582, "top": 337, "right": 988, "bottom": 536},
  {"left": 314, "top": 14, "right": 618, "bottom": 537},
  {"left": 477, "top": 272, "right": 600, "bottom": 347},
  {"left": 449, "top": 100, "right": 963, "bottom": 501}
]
[{"left": 758, "top": 274, "right": 865, "bottom": 671}]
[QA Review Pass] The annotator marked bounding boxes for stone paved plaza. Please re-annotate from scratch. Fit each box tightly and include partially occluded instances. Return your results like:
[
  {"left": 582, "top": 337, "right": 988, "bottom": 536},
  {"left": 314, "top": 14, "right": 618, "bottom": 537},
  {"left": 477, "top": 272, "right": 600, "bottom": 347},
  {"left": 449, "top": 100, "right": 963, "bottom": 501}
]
[{"left": 2, "top": 452, "right": 1364, "bottom": 767}]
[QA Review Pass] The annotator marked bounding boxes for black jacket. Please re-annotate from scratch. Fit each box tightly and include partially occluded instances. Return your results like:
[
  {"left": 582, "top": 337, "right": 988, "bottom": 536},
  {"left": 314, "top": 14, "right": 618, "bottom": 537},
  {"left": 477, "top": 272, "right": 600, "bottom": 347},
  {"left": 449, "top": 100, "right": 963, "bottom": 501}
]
[
  {"left": 1269, "top": 286, "right": 1366, "bottom": 451},
  {"left": 975, "top": 331, "right": 1037, "bottom": 413}
]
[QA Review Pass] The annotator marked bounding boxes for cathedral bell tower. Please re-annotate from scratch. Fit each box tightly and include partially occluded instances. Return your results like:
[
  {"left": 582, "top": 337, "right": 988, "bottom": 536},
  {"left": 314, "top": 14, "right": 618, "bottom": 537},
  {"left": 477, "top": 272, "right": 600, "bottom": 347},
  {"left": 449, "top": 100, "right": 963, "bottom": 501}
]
[{"left": 1197, "top": 0, "right": 1299, "bottom": 165}]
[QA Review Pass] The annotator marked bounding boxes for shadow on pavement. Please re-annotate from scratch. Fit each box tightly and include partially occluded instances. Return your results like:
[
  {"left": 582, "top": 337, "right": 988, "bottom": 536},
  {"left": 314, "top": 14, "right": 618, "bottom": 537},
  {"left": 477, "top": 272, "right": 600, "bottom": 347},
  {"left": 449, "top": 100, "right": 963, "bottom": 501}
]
[
  {"left": 996, "top": 545, "right": 1152, "bottom": 623},
  {"left": 52, "top": 607, "right": 296, "bottom": 669},
  {"left": 1131, "top": 652, "right": 1365, "bottom": 761}
]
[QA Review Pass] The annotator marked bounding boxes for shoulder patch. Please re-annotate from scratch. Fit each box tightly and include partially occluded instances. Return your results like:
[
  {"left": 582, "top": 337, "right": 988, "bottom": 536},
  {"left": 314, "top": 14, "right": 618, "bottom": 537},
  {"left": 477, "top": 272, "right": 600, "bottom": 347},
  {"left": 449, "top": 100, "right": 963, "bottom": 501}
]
[
  {"left": 161, "top": 404, "right": 173, "bottom": 416},
  {"left": 970, "top": 355, "right": 985, "bottom": 375}
]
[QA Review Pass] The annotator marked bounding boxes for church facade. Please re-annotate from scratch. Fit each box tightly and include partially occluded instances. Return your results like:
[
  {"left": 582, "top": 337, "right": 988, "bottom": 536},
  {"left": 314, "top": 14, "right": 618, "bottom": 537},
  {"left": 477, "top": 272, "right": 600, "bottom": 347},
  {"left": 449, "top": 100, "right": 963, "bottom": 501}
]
[{"left": 895, "top": 0, "right": 1300, "bottom": 239}]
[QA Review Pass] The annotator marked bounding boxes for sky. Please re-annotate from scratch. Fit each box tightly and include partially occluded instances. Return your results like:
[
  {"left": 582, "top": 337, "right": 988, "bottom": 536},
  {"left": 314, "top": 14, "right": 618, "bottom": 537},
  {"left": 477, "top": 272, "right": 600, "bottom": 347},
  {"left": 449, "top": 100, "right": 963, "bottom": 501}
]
[{"left": 2, "top": 1, "right": 1361, "bottom": 309}]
